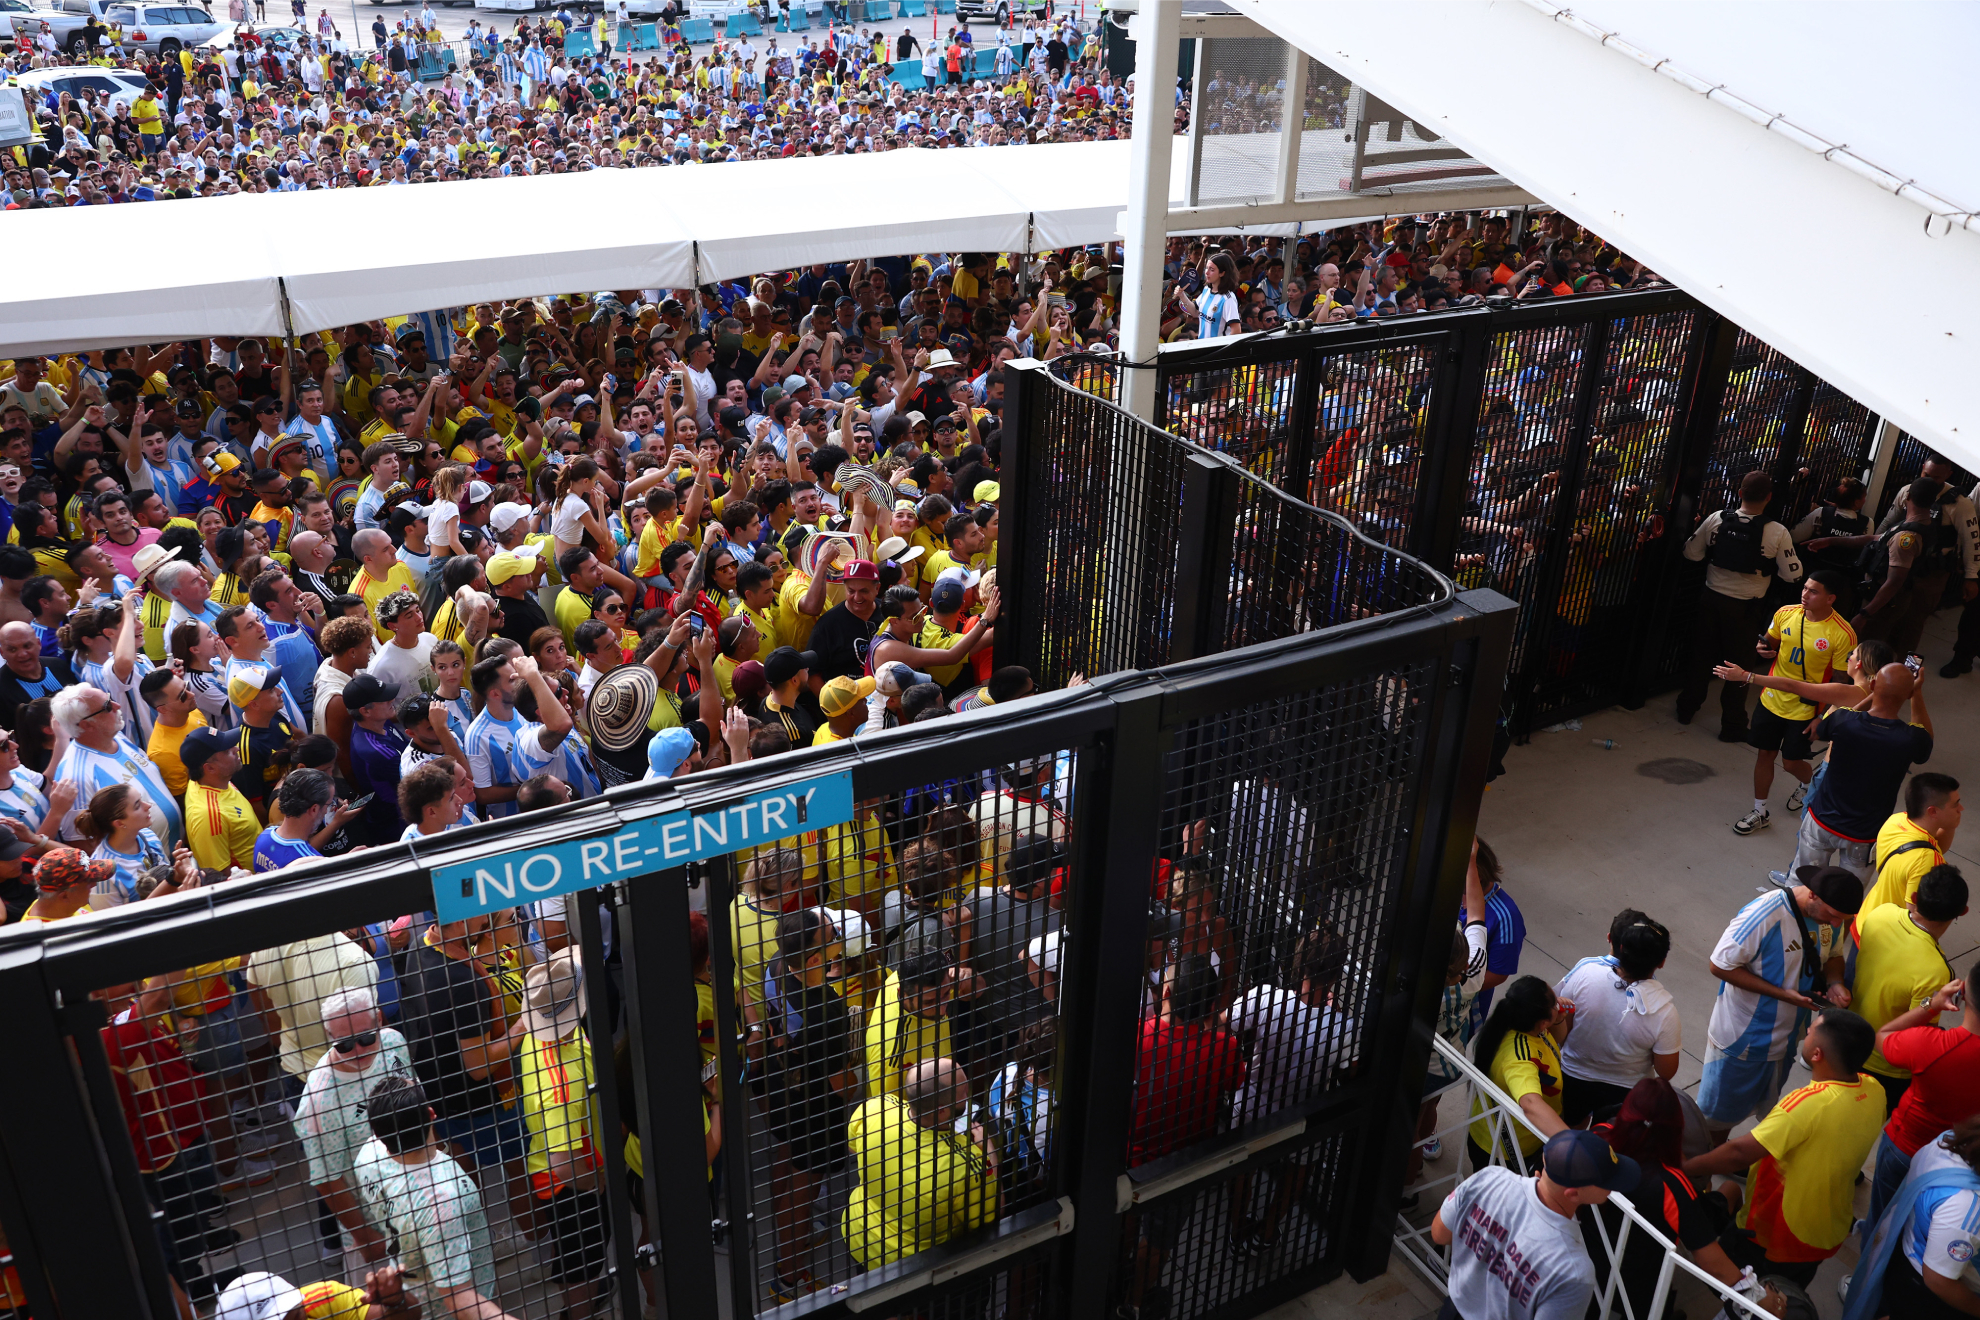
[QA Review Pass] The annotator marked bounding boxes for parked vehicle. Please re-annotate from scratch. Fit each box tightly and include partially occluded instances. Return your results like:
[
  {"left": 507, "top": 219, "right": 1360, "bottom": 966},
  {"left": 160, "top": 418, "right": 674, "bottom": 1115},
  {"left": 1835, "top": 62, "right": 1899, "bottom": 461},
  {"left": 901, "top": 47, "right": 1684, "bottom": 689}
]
[
  {"left": 955, "top": 0, "right": 1048, "bottom": 24},
  {"left": 25, "top": 0, "right": 220, "bottom": 55},
  {"left": 11, "top": 63, "right": 151, "bottom": 110}
]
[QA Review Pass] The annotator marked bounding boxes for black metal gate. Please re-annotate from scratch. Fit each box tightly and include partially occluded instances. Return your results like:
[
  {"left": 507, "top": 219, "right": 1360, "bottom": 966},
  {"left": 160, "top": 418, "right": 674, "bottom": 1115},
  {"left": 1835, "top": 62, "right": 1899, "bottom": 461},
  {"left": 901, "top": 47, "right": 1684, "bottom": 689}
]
[
  {"left": 1027, "top": 288, "right": 1895, "bottom": 740},
  {"left": 0, "top": 592, "right": 1511, "bottom": 1320}
]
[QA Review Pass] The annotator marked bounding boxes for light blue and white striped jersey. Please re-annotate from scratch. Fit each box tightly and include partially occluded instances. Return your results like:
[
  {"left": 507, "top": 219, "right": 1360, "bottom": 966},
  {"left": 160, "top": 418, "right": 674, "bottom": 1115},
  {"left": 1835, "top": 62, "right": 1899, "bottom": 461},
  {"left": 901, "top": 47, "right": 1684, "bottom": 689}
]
[
  {"left": 54, "top": 735, "right": 182, "bottom": 849},
  {"left": 82, "top": 654, "right": 158, "bottom": 745},
  {"left": 1901, "top": 1133, "right": 1980, "bottom": 1282},
  {"left": 464, "top": 707, "right": 528, "bottom": 819},
  {"left": 0, "top": 766, "right": 49, "bottom": 835},
  {"left": 281, "top": 413, "right": 340, "bottom": 474},
  {"left": 507, "top": 724, "right": 600, "bottom": 800},
  {"left": 1705, "top": 888, "right": 1842, "bottom": 1058}
]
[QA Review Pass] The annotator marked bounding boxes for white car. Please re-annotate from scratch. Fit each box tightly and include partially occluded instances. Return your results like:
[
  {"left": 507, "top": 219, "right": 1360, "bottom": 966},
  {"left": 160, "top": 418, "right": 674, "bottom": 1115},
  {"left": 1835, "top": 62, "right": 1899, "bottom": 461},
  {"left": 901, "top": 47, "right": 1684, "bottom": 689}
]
[
  {"left": 10, "top": 64, "right": 150, "bottom": 110},
  {"left": 198, "top": 19, "right": 310, "bottom": 51}
]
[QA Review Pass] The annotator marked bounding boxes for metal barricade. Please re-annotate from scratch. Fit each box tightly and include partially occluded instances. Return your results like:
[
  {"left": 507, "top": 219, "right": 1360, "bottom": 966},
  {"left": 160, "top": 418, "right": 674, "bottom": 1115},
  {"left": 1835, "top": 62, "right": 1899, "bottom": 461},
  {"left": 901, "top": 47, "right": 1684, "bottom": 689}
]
[{"left": 1394, "top": 1037, "right": 1773, "bottom": 1320}]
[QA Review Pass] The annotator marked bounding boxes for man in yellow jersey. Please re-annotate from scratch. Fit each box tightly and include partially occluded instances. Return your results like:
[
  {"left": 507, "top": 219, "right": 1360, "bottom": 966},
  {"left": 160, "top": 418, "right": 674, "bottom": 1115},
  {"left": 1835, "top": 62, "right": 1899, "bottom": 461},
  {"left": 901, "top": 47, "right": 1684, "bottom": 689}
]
[
  {"left": 516, "top": 950, "right": 609, "bottom": 1320},
  {"left": 1853, "top": 866, "right": 1966, "bottom": 1114},
  {"left": 350, "top": 529, "right": 417, "bottom": 642},
  {"left": 179, "top": 726, "right": 261, "bottom": 869},
  {"left": 1684, "top": 1009, "right": 1885, "bottom": 1288},
  {"left": 1863, "top": 773, "right": 1962, "bottom": 918},
  {"left": 1735, "top": 570, "right": 1855, "bottom": 838}
]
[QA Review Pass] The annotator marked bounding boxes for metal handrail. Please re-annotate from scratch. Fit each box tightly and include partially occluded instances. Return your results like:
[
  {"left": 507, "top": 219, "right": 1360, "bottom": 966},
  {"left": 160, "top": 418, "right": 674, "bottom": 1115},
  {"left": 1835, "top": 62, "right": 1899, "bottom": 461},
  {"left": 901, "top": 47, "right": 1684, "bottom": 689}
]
[{"left": 1394, "top": 1036, "right": 1773, "bottom": 1320}]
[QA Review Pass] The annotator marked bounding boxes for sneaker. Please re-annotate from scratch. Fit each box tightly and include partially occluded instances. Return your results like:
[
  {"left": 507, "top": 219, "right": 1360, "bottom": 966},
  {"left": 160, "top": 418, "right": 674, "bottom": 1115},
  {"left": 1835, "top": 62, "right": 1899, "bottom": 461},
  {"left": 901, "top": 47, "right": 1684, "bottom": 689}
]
[
  {"left": 1785, "top": 782, "right": 1806, "bottom": 813},
  {"left": 768, "top": 1272, "right": 815, "bottom": 1303},
  {"left": 1837, "top": 1273, "right": 1851, "bottom": 1303},
  {"left": 220, "top": 1155, "right": 276, "bottom": 1190},
  {"left": 1733, "top": 807, "right": 1770, "bottom": 836},
  {"left": 1422, "top": 1136, "right": 1443, "bottom": 1161}
]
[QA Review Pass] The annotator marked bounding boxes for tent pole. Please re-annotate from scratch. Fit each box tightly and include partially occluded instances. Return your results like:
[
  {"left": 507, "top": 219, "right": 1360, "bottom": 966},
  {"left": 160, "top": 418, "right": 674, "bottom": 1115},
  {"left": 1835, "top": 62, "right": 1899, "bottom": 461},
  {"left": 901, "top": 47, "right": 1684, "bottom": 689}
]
[{"left": 1118, "top": 0, "right": 1181, "bottom": 424}]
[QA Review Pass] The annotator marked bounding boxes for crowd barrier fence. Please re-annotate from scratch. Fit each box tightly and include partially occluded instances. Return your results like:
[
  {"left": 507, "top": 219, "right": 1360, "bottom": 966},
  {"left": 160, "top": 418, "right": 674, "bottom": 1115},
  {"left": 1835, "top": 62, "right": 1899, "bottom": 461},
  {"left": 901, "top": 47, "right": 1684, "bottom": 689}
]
[
  {"left": 0, "top": 569, "right": 1511, "bottom": 1320},
  {"left": 1031, "top": 288, "right": 1905, "bottom": 739},
  {"left": 1394, "top": 1036, "right": 1772, "bottom": 1320}
]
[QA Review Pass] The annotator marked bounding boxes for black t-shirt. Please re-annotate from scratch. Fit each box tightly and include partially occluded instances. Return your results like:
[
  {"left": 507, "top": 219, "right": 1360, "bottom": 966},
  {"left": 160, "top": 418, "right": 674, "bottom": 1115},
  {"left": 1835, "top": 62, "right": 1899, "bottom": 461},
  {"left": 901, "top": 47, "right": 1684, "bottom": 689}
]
[
  {"left": 972, "top": 888, "right": 1060, "bottom": 1036},
  {"left": 1045, "top": 38, "right": 1069, "bottom": 66},
  {"left": 230, "top": 714, "right": 298, "bottom": 813},
  {"left": 1582, "top": 1157, "right": 1722, "bottom": 1313},
  {"left": 1808, "top": 709, "right": 1933, "bottom": 841},
  {"left": 764, "top": 692, "right": 821, "bottom": 745},
  {"left": 494, "top": 590, "right": 551, "bottom": 648},
  {"left": 398, "top": 941, "right": 504, "bottom": 1120},
  {"left": 807, "top": 602, "right": 879, "bottom": 682}
]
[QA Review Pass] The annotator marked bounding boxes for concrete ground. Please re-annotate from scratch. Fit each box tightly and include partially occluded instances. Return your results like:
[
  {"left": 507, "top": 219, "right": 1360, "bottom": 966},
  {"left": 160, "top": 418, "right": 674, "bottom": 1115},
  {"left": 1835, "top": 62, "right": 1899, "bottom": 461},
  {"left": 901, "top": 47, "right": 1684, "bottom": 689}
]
[{"left": 1314, "top": 603, "right": 1980, "bottom": 1319}]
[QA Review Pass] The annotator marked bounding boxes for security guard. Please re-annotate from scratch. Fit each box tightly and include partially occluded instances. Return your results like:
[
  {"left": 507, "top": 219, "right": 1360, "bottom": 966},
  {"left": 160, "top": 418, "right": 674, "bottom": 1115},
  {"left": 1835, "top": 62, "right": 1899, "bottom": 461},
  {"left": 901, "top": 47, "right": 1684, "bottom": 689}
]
[
  {"left": 1856, "top": 478, "right": 1944, "bottom": 644},
  {"left": 1872, "top": 455, "right": 1978, "bottom": 654},
  {"left": 1679, "top": 469, "right": 1803, "bottom": 741}
]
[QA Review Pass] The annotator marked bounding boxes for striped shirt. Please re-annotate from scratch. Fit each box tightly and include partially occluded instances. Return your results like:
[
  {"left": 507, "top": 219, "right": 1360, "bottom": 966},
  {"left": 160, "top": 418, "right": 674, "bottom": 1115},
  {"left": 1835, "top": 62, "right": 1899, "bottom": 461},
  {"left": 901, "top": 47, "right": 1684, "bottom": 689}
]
[
  {"left": 54, "top": 736, "right": 182, "bottom": 848},
  {"left": 508, "top": 723, "right": 600, "bottom": 799},
  {"left": 1707, "top": 889, "right": 1842, "bottom": 1059},
  {"left": 464, "top": 707, "right": 527, "bottom": 819}
]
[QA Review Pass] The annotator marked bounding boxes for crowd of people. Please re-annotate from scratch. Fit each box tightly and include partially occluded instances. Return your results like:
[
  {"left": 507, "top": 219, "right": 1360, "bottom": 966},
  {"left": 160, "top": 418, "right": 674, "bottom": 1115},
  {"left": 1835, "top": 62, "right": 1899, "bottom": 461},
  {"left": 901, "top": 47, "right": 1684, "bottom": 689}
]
[
  {"left": 3, "top": 2, "right": 1132, "bottom": 203},
  {"left": 1427, "top": 690, "right": 1976, "bottom": 1320}
]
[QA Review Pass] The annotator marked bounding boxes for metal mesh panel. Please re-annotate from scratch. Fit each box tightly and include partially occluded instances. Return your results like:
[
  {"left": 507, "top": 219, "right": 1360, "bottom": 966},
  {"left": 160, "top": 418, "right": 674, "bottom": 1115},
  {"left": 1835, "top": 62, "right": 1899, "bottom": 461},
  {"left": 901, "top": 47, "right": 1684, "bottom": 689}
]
[
  {"left": 1190, "top": 38, "right": 1295, "bottom": 206},
  {"left": 1782, "top": 383, "right": 1875, "bottom": 526},
  {"left": 88, "top": 897, "right": 630, "bottom": 1319},
  {"left": 1529, "top": 310, "right": 1697, "bottom": 726},
  {"left": 1456, "top": 322, "right": 1584, "bottom": 734},
  {"left": 713, "top": 746, "right": 1079, "bottom": 1310},
  {"left": 1309, "top": 340, "right": 1445, "bottom": 545},
  {"left": 1220, "top": 482, "right": 1451, "bottom": 652},
  {"left": 1700, "top": 329, "right": 1803, "bottom": 520},
  {"left": 1161, "top": 353, "right": 1304, "bottom": 488},
  {"left": 1112, "top": 1133, "right": 1349, "bottom": 1320}
]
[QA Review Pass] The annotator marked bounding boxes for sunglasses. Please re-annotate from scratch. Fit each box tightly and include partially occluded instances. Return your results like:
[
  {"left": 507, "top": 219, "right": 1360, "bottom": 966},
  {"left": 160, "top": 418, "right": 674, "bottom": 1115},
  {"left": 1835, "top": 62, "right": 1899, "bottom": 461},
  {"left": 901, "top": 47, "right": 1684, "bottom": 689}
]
[
  {"left": 331, "top": 1030, "right": 379, "bottom": 1054},
  {"left": 601, "top": 601, "right": 627, "bottom": 615}
]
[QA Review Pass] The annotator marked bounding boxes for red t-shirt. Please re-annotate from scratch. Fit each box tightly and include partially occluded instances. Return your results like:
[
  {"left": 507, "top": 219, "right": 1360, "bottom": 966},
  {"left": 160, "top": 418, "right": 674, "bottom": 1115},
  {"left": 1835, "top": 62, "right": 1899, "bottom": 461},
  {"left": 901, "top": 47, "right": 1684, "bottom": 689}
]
[
  {"left": 1880, "top": 1024, "right": 1980, "bottom": 1155},
  {"left": 1128, "top": 1016, "right": 1246, "bottom": 1167}
]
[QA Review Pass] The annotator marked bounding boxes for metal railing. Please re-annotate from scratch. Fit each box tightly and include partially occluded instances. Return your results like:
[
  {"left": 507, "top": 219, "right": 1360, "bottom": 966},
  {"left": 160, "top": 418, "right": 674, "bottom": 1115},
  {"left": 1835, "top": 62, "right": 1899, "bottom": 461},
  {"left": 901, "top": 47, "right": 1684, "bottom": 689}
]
[{"left": 1394, "top": 1036, "right": 1770, "bottom": 1320}]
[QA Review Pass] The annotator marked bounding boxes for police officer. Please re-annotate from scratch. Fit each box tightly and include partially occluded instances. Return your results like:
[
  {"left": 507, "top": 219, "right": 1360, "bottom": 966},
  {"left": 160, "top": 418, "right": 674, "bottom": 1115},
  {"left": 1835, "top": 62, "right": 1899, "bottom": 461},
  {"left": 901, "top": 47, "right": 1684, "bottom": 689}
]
[
  {"left": 1856, "top": 478, "right": 1944, "bottom": 645},
  {"left": 1793, "top": 476, "right": 1872, "bottom": 619},
  {"left": 1678, "top": 470, "right": 1803, "bottom": 741},
  {"left": 1871, "top": 455, "right": 1978, "bottom": 655}
]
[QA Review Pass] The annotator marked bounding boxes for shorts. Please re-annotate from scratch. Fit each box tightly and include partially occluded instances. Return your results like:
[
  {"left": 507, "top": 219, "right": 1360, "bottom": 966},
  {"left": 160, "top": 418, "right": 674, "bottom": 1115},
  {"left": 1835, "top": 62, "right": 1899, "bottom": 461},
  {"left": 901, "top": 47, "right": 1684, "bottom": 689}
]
[
  {"left": 1788, "top": 809, "right": 1874, "bottom": 888},
  {"left": 1747, "top": 704, "right": 1815, "bottom": 759},
  {"left": 435, "top": 1102, "right": 528, "bottom": 1170},
  {"left": 532, "top": 1185, "right": 609, "bottom": 1284},
  {"left": 185, "top": 997, "right": 247, "bottom": 1077},
  {"left": 1697, "top": 1040, "right": 1796, "bottom": 1128}
]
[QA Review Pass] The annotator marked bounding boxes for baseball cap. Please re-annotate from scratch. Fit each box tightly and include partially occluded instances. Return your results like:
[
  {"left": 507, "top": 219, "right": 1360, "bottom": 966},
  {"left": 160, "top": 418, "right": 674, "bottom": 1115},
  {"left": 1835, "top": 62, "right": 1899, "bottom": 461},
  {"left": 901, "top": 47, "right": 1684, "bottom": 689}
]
[
  {"left": 936, "top": 564, "right": 982, "bottom": 592},
  {"left": 841, "top": 559, "right": 880, "bottom": 583},
  {"left": 973, "top": 480, "right": 1001, "bottom": 504},
  {"left": 34, "top": 846, "right": 114, "bottom": 894},
  {"left": 818, "top": 674, "right": 876, "bottom": 718},
  {"left": 762, "top": 646, "right": 816, "bottom": 687},
  {"left": 646, "top": 726, "right": 697, "bottom": 779},
  {"left": 782, "top": 373, "right": 810, "bottom": 393},
  {"left": 174, "top": 397, "right": 204, "bottom": 418},
  {"left": 929, "top": 577, "right": 966, "bottom": 614},
  {"left": 731, "top": 659, "right": 768, "bottom": 702},
  {"left": 226, "top": 664, "right": 285, "bottom": 709},
  {"left": 214, "top": 1271, "right": 306, "bottom": 1320},
  {"left": 466, "top": 479, "right": 492, "bottom": 504},
  {"left": 0, "top": 834, "right": 28, "bottom": 864},
  {"left": 1542, "top": 1129, "right": 1640, "bottom": 1192},
  {"left": 178, "top": 726, "right": 235, "bottom": 779},
  {"left": 342, "top": 672, "right": 399, "bottom": 712},
  {"left": 875, "top": 660, "right": 930, "bottom": 696},
  {"left": 488, "top": 501, "right": 534, "bottom": 533},
  {"left": 1793, "top": 865, "right": 1864, "bottom": 915},
  {"left": 485, "top": 548, "right": 541, "bottom": 586}
]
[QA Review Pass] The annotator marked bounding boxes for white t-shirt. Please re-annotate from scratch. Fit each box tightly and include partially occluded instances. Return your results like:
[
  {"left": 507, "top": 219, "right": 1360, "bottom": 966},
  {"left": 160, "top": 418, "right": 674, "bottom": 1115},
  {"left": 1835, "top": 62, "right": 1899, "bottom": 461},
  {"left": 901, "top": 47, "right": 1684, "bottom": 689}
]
[
  {"left": 684, "top": 364, "right": 717, "bottom": 428},
  {"left": 1227, "top": 984, "right": 1358, "bottom": 1123},
  {"left": 351, "top": 1140, "right": 495, "bottom": 1307},
  {"left": 368, "top": 633, "right": 437, "bottom": 695},
  {"left": 1553, "top": 956, "right": 1681, "bottom": 1088},
  {"left": 313, "top": 664, "right": 353, "bottom": 737},
  {"left": 427, "top": 499, "right": 462, "bottom": 550},
  {"left": 551, "top": 492, "right": 590, "bottom": 550},
  {"left": 295, "top": 1030, "right": 414, "bottom": 1186}
]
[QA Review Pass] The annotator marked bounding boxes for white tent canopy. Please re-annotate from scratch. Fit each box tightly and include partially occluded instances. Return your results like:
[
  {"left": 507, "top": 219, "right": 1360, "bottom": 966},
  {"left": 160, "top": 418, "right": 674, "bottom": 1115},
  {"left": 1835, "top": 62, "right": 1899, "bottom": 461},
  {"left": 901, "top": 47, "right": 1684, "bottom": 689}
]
[
  {"left": 2, "top": 132, "right": 1511, "bottom": 361},
  {"left": 1231, "top": 0, "right": 1980, "bottom": 470}
]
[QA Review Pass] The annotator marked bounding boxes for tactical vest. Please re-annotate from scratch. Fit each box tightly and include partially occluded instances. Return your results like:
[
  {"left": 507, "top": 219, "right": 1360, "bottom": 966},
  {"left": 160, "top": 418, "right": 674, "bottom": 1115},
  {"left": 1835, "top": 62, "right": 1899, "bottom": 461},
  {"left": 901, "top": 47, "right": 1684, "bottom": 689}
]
[{"left": 1710, "top": 508, "right": 1767, "bottom": 575}]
